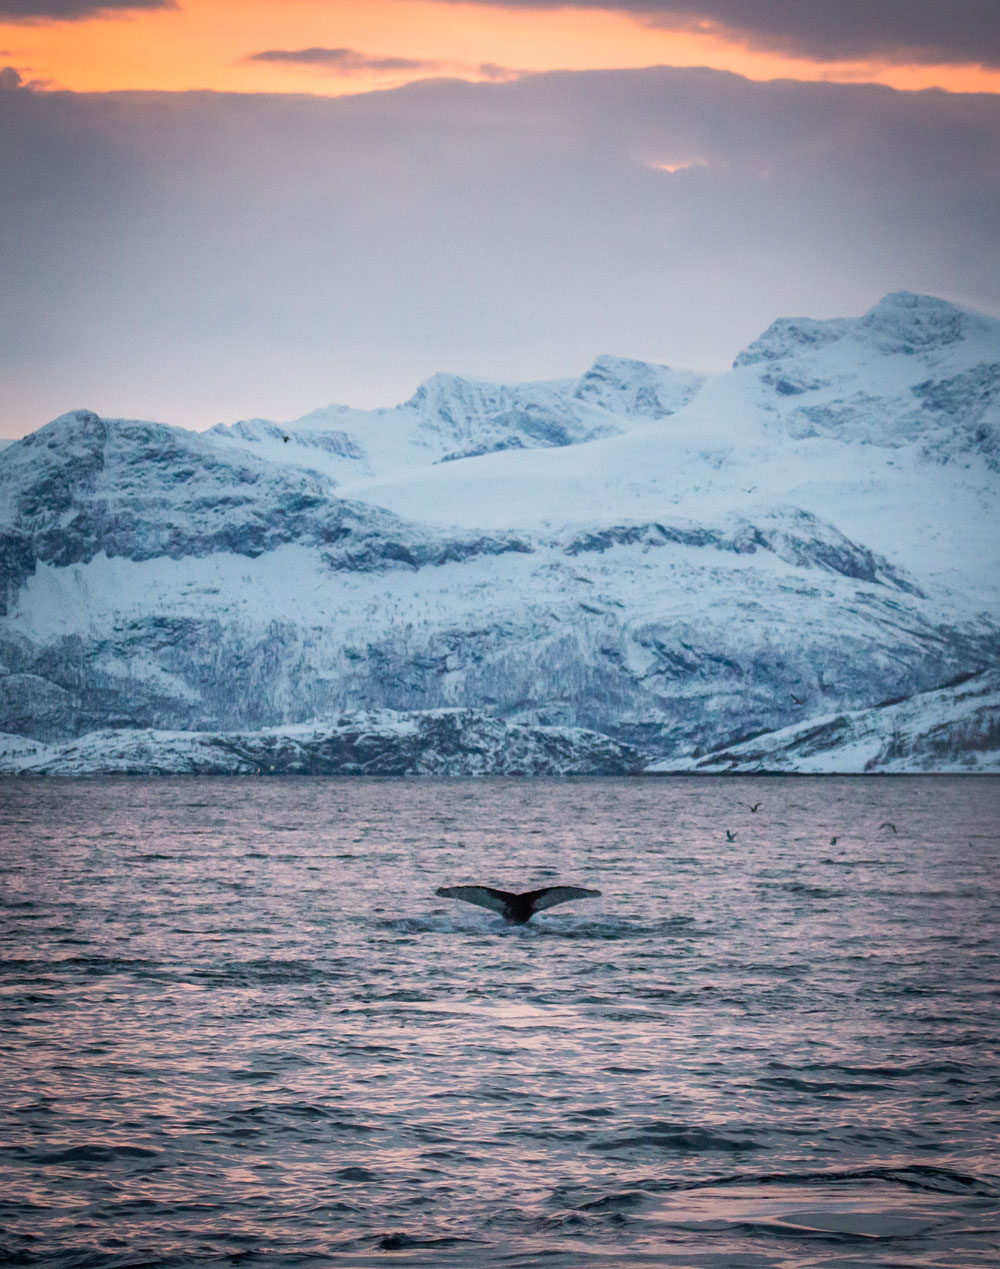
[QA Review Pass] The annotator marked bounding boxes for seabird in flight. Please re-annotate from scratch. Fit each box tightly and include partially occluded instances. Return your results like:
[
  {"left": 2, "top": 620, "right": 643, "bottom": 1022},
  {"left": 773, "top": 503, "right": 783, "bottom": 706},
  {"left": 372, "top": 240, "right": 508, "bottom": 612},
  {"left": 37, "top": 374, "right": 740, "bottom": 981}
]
[{"left": 435, "top": 885, "right": 601, "bottom": 924}]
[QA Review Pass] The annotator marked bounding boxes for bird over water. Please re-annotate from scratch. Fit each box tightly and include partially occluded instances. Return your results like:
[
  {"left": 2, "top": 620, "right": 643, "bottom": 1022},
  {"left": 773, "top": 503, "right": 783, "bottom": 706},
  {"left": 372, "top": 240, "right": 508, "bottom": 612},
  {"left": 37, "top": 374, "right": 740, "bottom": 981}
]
[{"left": 436, "top": 885, "right": 601, "bottom": 924}]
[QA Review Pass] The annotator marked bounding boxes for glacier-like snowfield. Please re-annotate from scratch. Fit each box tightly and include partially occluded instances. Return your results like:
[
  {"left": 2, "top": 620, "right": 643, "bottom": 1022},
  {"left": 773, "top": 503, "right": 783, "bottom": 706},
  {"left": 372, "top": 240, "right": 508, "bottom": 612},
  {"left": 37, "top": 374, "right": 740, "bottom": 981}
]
[{"left": 2, "top": 292, "right": 997, "bottom": 772}]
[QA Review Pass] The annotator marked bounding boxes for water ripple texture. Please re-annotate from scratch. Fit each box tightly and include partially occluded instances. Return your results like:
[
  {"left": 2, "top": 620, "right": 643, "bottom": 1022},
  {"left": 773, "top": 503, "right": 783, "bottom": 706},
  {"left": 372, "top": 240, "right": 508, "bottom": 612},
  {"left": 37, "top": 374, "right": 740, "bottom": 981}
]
[{"left": 1, "top": 775, "right": 998, "bottom": 1267}]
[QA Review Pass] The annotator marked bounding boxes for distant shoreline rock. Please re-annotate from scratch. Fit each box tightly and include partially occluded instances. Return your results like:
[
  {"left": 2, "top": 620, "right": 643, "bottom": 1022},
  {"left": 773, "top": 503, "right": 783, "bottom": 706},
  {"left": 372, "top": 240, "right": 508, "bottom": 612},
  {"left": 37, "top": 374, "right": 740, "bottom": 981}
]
[
  {"left": 650, "top": 671, "right": 1000, "bottom": 775},
  {"left": 3, "top": 671, "right": 998, "bottom": 777},
  {"left": 0, "top": 709, "right": 645, "bottom": 777}
]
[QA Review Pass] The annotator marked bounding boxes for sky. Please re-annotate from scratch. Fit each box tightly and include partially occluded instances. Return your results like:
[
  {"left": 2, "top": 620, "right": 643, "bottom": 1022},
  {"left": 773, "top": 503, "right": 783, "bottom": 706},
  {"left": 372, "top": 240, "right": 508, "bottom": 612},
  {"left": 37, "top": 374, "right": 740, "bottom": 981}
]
[{"left": 1, "top": 1, "right": 999, "bottom": 436}]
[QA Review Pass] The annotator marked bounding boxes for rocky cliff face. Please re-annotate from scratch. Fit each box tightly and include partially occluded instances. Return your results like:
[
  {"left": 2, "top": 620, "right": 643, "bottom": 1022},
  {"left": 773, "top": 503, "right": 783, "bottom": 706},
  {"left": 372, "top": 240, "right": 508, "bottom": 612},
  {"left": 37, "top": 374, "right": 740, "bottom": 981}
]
[
  {"left": 2, "top": 294, "right": 997, "bottom": 772},
  {"left": 0, "top": 710, "right": 643, "bottom": 777},
  {"left": 657, "top": 671, "right": 1000, "bottom": 774}
]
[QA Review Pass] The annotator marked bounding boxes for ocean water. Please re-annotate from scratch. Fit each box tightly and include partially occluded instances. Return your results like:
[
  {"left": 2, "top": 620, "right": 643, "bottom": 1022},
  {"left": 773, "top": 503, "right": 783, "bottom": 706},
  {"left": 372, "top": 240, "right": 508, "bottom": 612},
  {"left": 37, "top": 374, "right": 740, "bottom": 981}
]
[{"left": 1, "top": 774, "right": 998, "bottom": 1268}]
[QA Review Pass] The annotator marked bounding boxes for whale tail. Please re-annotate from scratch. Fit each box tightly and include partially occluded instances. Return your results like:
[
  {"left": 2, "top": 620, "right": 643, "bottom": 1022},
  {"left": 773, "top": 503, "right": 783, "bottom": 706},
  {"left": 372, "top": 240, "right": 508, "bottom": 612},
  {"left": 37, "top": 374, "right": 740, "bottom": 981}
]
[{"left": 435, "top": 884, "right": 601, "bottom": 923}]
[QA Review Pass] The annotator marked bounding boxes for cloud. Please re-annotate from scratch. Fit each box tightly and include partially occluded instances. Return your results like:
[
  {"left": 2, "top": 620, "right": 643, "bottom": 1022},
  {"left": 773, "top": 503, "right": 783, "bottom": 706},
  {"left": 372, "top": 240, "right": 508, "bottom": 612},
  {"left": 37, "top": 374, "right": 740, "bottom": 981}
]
[
  {"left": 246, "top": 47, "right": 449, "bottom": 76},
  {"left": 0, "top": 0, "right": 173, "bottom": 20},
  {"left": 245, "top": 46, "right": 519, "bottom": 83},
  {"left": 1, "top": 67, "right": 998, "bottom": 434},
  {"left": 477, "top": 62, "right": 519, "bottom": 82},
  {"left": 443, "top": 2, "right": 1000, "bottom": 69},
  {"left": 0, "top": 63, "right": 49, "bottom": 90}
]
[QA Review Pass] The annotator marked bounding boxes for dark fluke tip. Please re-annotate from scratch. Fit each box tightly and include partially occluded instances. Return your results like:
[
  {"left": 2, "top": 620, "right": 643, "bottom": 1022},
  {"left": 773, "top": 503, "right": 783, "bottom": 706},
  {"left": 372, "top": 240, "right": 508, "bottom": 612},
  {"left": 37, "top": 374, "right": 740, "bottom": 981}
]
[
  {"left": 748, "top": 802, "right": 761, "bottom": 812},
  {"left": 726, "top": 830, "right": 737, "bottom": 842},
  {"left": 436, "top": 884, "right": 601, "bottom": 924}
]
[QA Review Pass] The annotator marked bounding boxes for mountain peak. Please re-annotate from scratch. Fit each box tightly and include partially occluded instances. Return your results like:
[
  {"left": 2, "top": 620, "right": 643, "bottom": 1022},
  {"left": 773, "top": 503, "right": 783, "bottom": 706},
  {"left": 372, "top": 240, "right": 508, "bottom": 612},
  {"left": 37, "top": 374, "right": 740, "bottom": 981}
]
[
  {"left": 49, "top": 409, "right": 102, "bottom": 427},
  {"left": 868, "top": 290, "right": 958, "bottom": 314},
  {"left": 733, "top": 315, "right": 849, "bottom": 367},
  {"left": 14, "top": 410, "right": 111, "bottom": 464},
  {"left": 405, "top": 370, "right": 501, "bottom": 410},
  {"left": 858, "top": 290, "right": 985, "bottom": 354},
  {"left": 573, "top": 355, "right": 704, "bottom": 418},
  {"left": 400, "top": 371, "right": 524, "bottom": 438},
  {"left": 735, "top": 291, "right": 997, "bottom": 368}
]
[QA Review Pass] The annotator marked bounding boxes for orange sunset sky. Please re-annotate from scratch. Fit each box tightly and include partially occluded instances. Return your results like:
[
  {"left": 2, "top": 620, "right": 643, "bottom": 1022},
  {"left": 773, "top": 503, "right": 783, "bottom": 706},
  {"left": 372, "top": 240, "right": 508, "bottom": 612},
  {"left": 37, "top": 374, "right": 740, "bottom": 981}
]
[
  {"left": 5, "top": 0, "right": 1000, "bottom": 97},
  {"left": 2, "top": 2, "right": 998, "bottom": 435}
]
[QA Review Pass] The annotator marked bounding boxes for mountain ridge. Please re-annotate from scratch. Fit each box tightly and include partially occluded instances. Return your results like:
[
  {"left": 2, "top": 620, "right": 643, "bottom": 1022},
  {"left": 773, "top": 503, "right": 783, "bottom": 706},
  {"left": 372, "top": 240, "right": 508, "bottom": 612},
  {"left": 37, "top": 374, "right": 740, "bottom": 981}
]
[
  {"left": 2, "top": 292, "right": 997, "bottom": 772},
  {"left": 207, "top": 354, "right": 706, "bottom": 482}
]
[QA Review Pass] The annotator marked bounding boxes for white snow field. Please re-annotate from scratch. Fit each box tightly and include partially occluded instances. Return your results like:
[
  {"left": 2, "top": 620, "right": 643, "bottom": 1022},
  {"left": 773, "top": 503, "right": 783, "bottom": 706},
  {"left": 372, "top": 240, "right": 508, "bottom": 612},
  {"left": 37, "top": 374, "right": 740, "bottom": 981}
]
[{"left": 1, "top": 292, "right": 997, "bottom": 773}]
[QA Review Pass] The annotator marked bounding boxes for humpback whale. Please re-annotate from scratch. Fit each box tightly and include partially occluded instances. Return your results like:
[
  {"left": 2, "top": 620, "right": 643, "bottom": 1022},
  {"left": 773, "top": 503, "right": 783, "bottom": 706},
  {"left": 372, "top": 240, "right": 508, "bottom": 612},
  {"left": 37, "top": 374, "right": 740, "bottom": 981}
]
[{"left": 435, "top": 884, "right": 601, "bottom": 924}]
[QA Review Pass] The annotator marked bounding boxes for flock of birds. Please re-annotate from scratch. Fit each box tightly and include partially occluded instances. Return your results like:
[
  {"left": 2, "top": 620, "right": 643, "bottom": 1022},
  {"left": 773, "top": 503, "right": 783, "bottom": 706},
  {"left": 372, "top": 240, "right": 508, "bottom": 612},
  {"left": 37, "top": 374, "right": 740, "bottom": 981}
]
[
  {"left": 721, "top": 801, "right": 899, "bottom": 846},
  {"left": 434, "top": 802, "right": 903, "bottom": 924}
]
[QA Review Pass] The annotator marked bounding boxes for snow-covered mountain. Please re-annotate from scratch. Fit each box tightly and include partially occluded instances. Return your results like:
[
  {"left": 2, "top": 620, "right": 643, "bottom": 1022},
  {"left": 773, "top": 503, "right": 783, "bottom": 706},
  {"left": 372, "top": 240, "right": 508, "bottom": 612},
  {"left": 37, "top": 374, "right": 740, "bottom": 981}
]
[
  {"left": 322, "top": 293, "right": 999, "bottom": 604},
  {"left": 208, "top": 355, "right": 704, "bottom": 481},
  {"left": 1, "top": 292, "right": 997, "bottom": 773}
]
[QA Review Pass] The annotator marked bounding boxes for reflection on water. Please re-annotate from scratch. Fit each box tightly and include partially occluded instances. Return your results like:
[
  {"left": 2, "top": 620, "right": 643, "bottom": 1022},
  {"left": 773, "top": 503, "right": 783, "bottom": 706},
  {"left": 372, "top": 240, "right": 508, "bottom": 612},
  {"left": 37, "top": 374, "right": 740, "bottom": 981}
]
[{"left": 1, "top": 775, "right": 999, "bottom": 1267}]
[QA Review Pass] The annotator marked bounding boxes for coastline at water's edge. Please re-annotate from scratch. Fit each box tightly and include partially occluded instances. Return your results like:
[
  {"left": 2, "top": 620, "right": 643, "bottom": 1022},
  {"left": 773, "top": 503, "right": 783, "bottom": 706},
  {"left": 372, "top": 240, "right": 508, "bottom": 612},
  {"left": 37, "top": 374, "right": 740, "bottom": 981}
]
[{"left": 4, "top": 668, "right": 996, "bottom": 777}]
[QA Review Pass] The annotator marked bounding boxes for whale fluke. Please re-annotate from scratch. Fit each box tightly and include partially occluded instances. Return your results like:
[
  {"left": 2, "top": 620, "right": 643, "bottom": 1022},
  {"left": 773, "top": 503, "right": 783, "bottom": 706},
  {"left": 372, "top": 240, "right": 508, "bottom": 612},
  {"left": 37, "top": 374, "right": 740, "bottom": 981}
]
[{"left": 435, "top": 884, "right": 601, "bottom": 924}]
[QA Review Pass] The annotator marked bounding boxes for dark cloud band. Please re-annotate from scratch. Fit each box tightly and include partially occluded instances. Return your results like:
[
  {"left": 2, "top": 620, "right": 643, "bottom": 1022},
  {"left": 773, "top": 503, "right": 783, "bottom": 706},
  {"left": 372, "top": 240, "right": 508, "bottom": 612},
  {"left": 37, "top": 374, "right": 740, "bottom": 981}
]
[
  {"left": 443, "top": 1, "right": 1000, "bottom": 69},
  {"left": 246, "top": 46, "right": 516, "bottom": 82},
  {"left": 247, "top": 47, "right": 447, "bottom": 75},
  {"left": 1, "top": 65, "right": 997, "bottom": 434},
  {"left": 0, "top": 0, "right": 172, "bottom": 19}
]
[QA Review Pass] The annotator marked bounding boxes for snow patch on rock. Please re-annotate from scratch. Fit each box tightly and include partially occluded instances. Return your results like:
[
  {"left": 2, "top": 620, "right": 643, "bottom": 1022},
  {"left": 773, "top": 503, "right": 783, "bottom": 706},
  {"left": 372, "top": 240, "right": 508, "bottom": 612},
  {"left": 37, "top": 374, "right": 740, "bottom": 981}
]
[
  {"left": 656, "top": 672, "right": 1000, "bottom": 773},
  {"left": 0, "top": 709, "right": 644, "bottom": 777}
]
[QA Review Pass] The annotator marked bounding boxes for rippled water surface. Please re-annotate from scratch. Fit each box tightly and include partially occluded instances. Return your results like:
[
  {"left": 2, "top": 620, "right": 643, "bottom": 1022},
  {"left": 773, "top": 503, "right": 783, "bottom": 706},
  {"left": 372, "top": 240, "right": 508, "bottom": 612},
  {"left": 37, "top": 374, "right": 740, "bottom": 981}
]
[{"left": 2, "top": 775, "right": 999, "bottom": 1267}]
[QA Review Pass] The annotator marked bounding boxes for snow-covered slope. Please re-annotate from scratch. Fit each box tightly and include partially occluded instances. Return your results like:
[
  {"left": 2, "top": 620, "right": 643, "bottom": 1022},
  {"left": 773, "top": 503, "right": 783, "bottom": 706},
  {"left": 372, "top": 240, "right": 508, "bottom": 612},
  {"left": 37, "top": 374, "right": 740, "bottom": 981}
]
[
  {"left": 330, "top": 293, "right": 999, "bottom": 606},
  {"left": 735, "top": 290, "right": 1000, "bottom": 459},
  {"left": 655, "top": 671, "right": 1000, "bottom": 774},
  {"left": 0, "top": 408, "right": 527, "bottom": 602},
  {"left": 1, "top": 293, "right": 997, "bottom": 772},
  {"left": 208, "top": 356, "right": 704, "bottom": 483}
]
